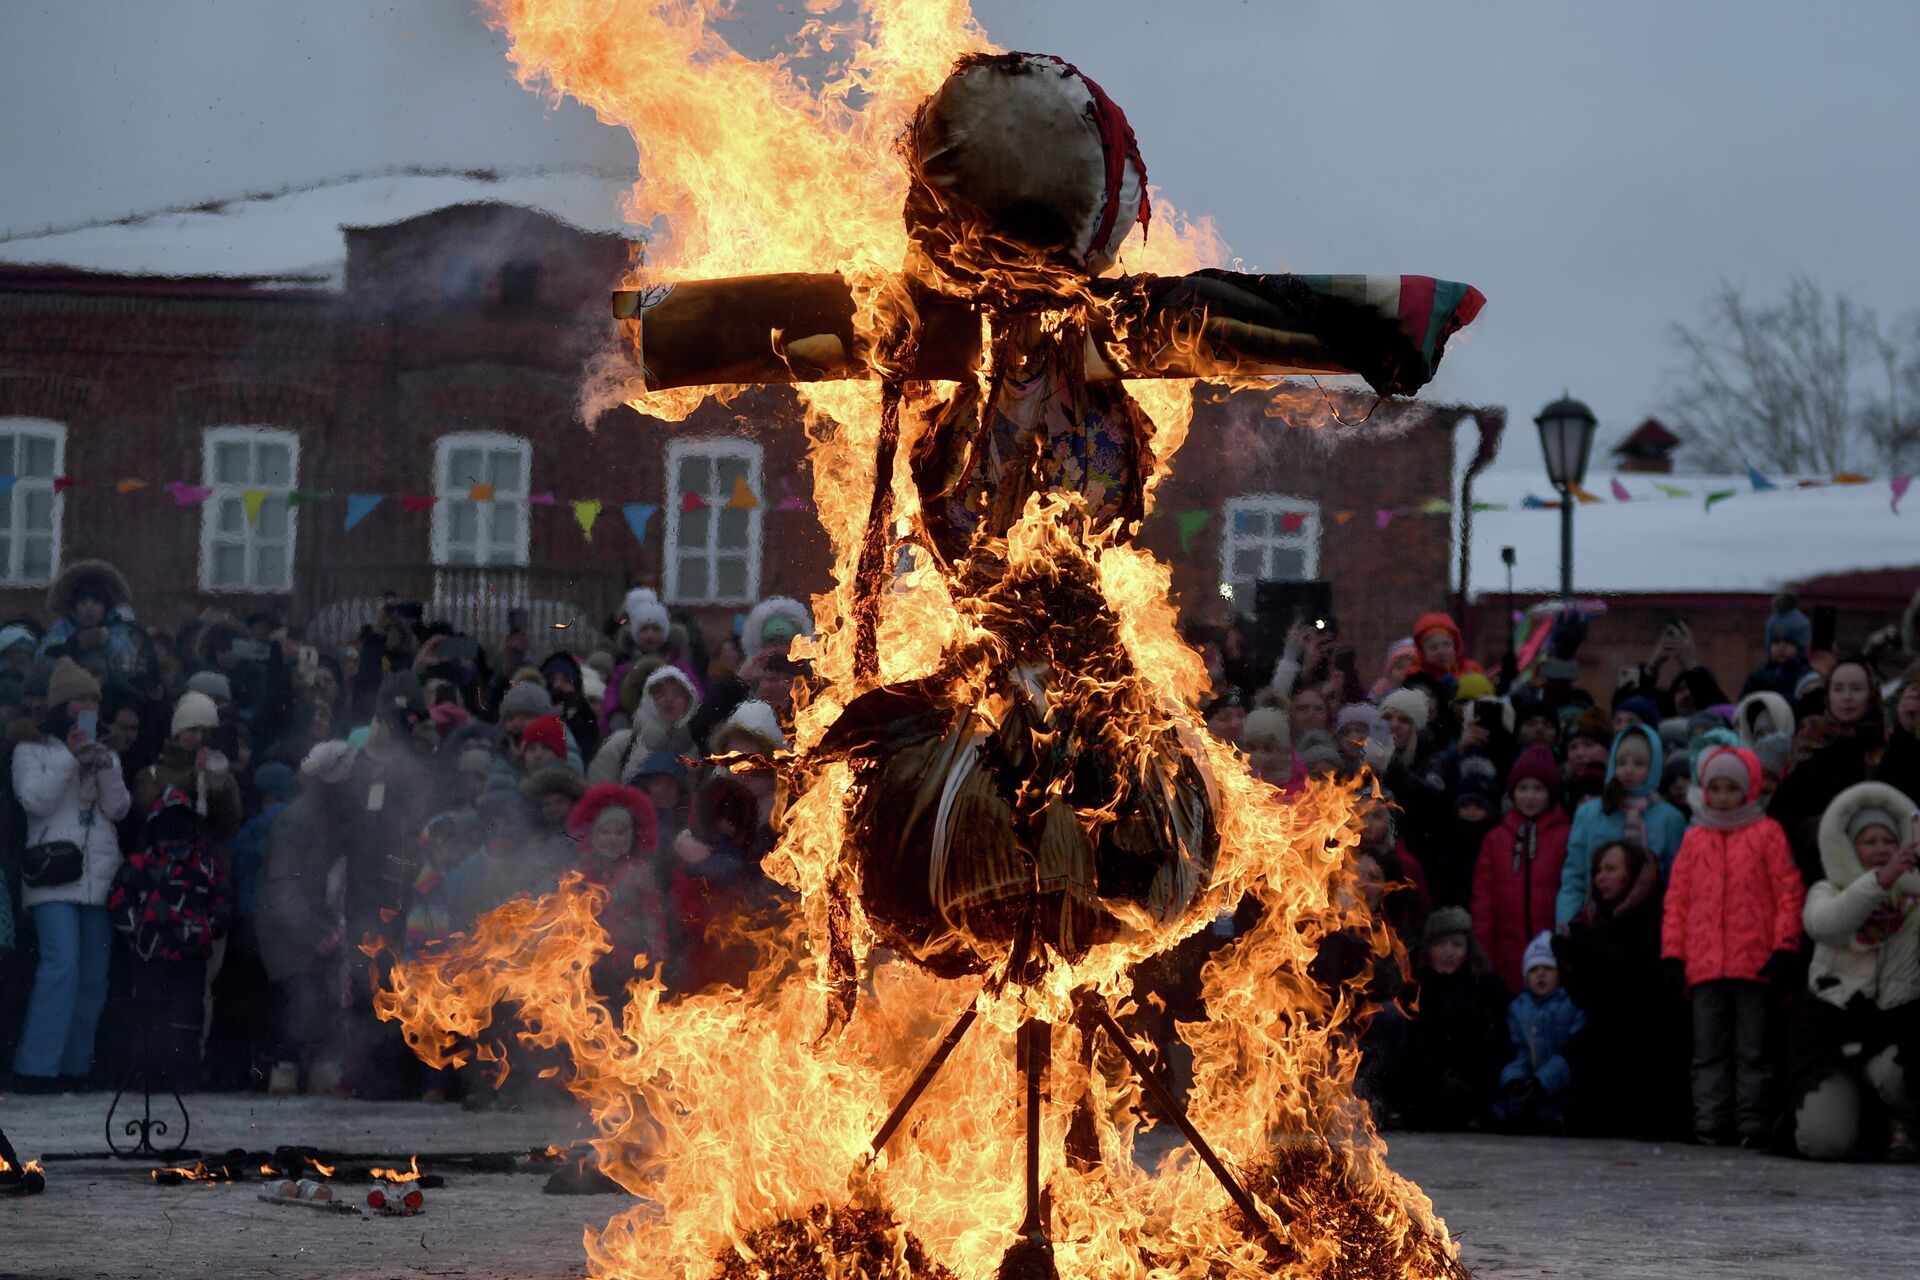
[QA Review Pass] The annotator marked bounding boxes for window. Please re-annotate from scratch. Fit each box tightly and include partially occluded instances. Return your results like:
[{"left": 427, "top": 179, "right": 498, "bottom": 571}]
[
  {"left": 200, "top": 426, "right": 298, "bottom": 593},
  {"left": 0, "top": 418, "right": 65, "bottom": 586},
  {"left": 664, "top": 438, "right": 763, "bottom": 605},
  {"left": 1219, "top": 495, "right": 1319, "bottom": 605},
  {"left": 433, "top": 433, "right": 530, "bottom": 566}
]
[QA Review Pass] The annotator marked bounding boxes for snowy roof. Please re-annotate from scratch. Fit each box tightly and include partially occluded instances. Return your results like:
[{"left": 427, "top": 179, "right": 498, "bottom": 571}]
[
  {"left": 1464, "top": 469, "right": 1920, "bottom": 598},
  {"left": 0, "top": 171, "right": 636, "bottom": 286}
]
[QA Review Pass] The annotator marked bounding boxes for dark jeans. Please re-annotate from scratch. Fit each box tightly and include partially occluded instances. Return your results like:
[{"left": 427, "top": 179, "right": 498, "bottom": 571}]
[
  {"left": 130, "top": 957, "right": 207, "bottom": 1094},
  {"left": 271, "top": 972, "right": 330, "bottom": 1072},
  {"left": 1691, "top": 978, "right": 1770, "bottom": 1138}
]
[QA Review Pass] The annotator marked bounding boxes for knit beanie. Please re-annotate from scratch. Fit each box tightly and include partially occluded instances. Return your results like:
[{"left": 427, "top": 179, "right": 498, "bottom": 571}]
[
  {"left": 1453, "top": 672, "right": 1496, "bottom": 703},
  {"left": 253, "top": 761, "right": 300, "bottom": 804},
  {"left": 1378, "top": 687, "right": 1430, "bottom": 733},
  {"left": 171, "top": 690, "right": 220, "bottom": 736},
  {"left": 1522, "top": 930, "right": 1557, "bottom": 976},
  {"left": 1454, "top": 764, "right": 1501, "bottom": 811},
  {"left": 1567, "top": 705, "right": 1613, "bottom": 747},
  {"left": 1422, "top": 906, "right": 1473, "bottom": 948},
  {"left": 1753, "top": 732, "right": 1791, "bottom": 778},
  {"left": 1765, "top": 595, "right": 1813, "bottom": 655},
  {"left": 459, "top": 744, "right": 495, "bottom": 778},
  {"left": 1615, "top": 694, "right": 1661, "bottom": 727},
  {"left": 0, "top": 623, "right": 36, "bottom": 655},
  {"left": 1240, "top": 706, "right": 1290, "bottom": 753},
  {"left": 500, "top": 680, "right": 555, "bottom": 718},
  {"left": 710, "top": 699, "right": 787, "bottom": 755},
  {"left": 519, "top": 714, "right": 567, "bottom": 759},
  {"left": 1656, "top": 716, "right": 1690, "bottom": 755},
  {"left": 301, "top": 740, "right": 357, "bottom": 785},
  {"left": 185, "top": 669, "right": 232, "bottom": 702},
  {"left": 1294, "top": 729, "right": 1343, "bottom": 773},
  {"left": 1847, "top": 806, "right": 1901, "bottom": 844},
  {"left": 46, "top": 656, "right": 100, "bottom": 708},
  {"left": 1506, "top": 744, "right": 1563, "bottom": 804},
  {"left": 624, "top": 587, "right": 671, "bottom": 643},
  {"left": 1699, "top": 746, "right": 1757, "bottom": 799}
]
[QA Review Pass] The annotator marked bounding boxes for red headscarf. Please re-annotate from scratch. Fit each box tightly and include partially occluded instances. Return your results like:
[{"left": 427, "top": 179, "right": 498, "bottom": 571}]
[{"left": 1411, "top": 612, "right": 1484, "bottom": 681}]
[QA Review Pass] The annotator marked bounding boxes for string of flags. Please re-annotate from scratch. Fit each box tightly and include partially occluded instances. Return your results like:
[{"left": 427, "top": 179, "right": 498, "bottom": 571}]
[{"left": 0, "top": 471, "right": 812, "bottom": 552}]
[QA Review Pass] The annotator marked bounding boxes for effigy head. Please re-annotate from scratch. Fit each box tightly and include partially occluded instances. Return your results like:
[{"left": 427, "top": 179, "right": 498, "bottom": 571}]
[{"left": 904, "top": 52, "right": 1149, "bottom": 297}]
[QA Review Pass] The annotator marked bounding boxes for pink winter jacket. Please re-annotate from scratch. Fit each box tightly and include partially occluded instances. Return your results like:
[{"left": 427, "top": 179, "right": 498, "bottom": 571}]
[{"left": 1661, "top": 816, "right": 1804, "bottom": 989}]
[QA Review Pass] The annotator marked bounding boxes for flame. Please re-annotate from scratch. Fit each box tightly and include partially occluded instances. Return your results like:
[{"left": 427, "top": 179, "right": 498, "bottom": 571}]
[
  {"left": 375, "top": 4, "right": 1463, "bottom": 1278},
  {"left": 306, "top": 1157, "right": 336, "bottom": 1178},
  {"left": 0, "top": 1155, "right": 45, "bottom": 1176},
  {"left": 370, "top": 1156, "right": 423, "bottom": 1184},
  {"left": 152, "top": 1162, "right": 233, "bottom": 1183}
]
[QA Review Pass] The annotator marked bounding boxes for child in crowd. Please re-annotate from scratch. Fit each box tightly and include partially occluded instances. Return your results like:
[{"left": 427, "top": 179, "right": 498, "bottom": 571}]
[
  {"left": 107, "top": 787, "right": 231, "bottom": 1092},
  {"left": 567, "top": 783, "right": 669, "bottom": 997},
  {"left": 1557, "top": 725, "right": 1688, "bottom": 928},
  {"left": 1472, "top": 746, "right": 1570, "bottom": 997},
  {"left": 1662, "top": 745, "right": 1805, "bottom": 1145},
  {"left": 1788, "top": 782, "right": 1920, "bottom": 1159},
  {"left": 1495, "top": 932, "right": 1586, "bottom": 1131},
  {"left": 1392, "top": 907, "right": 1509, "bottom": 1130}
]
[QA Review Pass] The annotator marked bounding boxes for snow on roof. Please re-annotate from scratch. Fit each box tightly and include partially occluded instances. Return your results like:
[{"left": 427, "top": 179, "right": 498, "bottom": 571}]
[
  {"left": 1465, "top": 469, "right": 1919, "bottom": 598},
  {"left": 0, "top": 171, "right": 636, "bottom": 286}
]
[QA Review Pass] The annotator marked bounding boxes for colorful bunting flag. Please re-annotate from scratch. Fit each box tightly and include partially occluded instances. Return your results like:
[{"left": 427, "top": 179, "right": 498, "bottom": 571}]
[
  {"left": 0, "top": 476, "right": 16, "bottom": 498},
  {"left": 286, "top": 489, "right": 331, "bottom": 506},
  {"left": 1570, "top": 484, "right": 1603, "bottom": 505},
  {"left": 166, "top": 481, "right": 212, "bottom": 505},
  {"left": 680, "top": 491, "right": 708, "bottom": 513},
  {"left": 1280, "top": 512, "right": 1308, "bottom": 533},
  {"left": 527, "top": 492, "right": 557, "bottom": 506},
  {"left": 1834, "top": 473, "right": 1871, "bottom": 486},
  {"left": 728, "top": 476, "right": 758, "bottom": 510},
  {"left": 1374, "top": 508, "right": 1395, "bottom": 530},
  {"left": 1419, "top": 498, "right": 1453, "bottom": 515},
  {"left": 344, "top": 494, "right": 383, "bottom": 531},
  {"left": 54, "top": 476, "right": 79, "bottom": 495},
  {"left": 1656, "top": 483, "right": 1691, "bottom": 499},
  {"left": 1469, "top": 501, "right": 1508, "bottom": 513},
  {"left": 1175, "top": 509, "right": 1209, "bottom": 552},
  {"left": 571, "top": 498, "right": 602, "bottom": 542},
  {"left": 469, "top": 483, "right": 496, "bottom": 503},
  {"left": 400, "top": 494, "right": 436, "bottom": 515},
  {"left": 1610, "top": 478, "right": 1633, "bottom": 502},
  {"left": 622, "top": 502, "right": 658, "bottom": 547},
  {"left": 241, "top": 489, "right": 269, "bottom": 526},
  {"left": 1893, "top": 476, "right": 1913, "bottom": 515},
  {"left": 1334, "top": 511, "right": 1356, "bottom": 525},
  {"left": 116, "top": 479, "right": 147, "bottom": 495},
  {"left": 1746, "top": 463, "right": 1777, "bottom": 492},
  {"left": 1704, "top": 488, "right": 1738, "bottom": 513},
  {"left": 776, "top": 479, "right": 811, "bottom": 512},
  {"left": 1521, "top": 494, "right": 1552, "bottom": 510}
]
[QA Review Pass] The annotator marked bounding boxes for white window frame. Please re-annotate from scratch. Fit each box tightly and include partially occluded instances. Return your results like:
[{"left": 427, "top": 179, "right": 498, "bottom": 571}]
[
  {"left": 0, "top": 417, "right": 66, "bottom": 587},
  {"left": 663, "top": 437, "right": 764, "bottom": 606},
  {"left": 1219, "top": 494, "right": 1320, "bottom": 605},
  {"left": 199, "top": 426, "right": 300, "bottom": 594},
  {"left": 431, "top": 432, "right": 532, "bottom": 567}
]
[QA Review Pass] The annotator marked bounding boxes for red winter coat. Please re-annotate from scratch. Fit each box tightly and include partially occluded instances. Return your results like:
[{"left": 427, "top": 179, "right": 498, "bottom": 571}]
[
  {"left": 1661, "top": 817, "right": 1804, "bottom": 989},
  {"left": 1471, "top": 807, "right": 1571, "bottom": 996}
]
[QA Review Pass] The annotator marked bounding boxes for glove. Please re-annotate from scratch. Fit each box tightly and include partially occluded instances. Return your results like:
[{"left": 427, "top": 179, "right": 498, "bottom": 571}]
[
  {"left": 1758, "top": 949, "right": 1798, "bottom": 985},
  {"left": 1662, "top": 958, "right": 1687, "bottom": 996}
]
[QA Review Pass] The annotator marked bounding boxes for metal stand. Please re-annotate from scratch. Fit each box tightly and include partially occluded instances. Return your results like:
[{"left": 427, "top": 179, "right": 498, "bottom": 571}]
[{"left": 104, "top": 989, "right": 192, "bottom": 1160}]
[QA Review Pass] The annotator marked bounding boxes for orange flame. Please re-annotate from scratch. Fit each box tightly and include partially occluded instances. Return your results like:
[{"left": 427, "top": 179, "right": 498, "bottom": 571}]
[
  {"left": 375, "top": 4, "right": 1462, "bottom": 1278},
  {"left": 370, "top": 1156, "right": 423, "bottom": 1184},
  {"left": 306, "top": 1157, "right": 336, "bottom": 1178}
]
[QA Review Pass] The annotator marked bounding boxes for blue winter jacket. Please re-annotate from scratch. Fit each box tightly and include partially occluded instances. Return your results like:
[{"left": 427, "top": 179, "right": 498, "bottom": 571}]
[
  {"left": 1499, "top": 986, "right": 1587, "bottom": 1097},
  {"left": 1556, "top": 726, "right": 1689, "bottom": 927}
]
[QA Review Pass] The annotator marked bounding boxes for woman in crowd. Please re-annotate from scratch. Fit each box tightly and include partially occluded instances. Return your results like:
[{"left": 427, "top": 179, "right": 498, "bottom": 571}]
[{"left": 1770, "top": 656, "right": 1888, "bottom": 884}]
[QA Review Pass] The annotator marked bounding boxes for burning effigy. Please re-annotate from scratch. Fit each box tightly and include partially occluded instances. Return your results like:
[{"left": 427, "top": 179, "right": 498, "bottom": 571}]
[{"left": 376, "top": 6, "right": 1481, "bottom": 1279}]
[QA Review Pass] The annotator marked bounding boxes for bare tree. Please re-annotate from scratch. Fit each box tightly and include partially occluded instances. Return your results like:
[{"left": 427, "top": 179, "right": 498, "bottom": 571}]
[{"left": 1665, "top": 276, "right": 1907, "bottom": 474}]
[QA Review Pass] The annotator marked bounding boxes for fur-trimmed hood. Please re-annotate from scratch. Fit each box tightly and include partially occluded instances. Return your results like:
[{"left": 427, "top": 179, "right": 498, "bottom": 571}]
[
  {"left": 708, "top": 698, "right": 787, "bottom": 755},
  {"left": 1818, "top": 780, "right": 1920, "bottom": 894},
  {"left": 565, "top": 782, "right": 659, "bottom": 855},
  {"left": 740, "top": 596, "right": 813, "bottom": 661},
  {"left": 519, "top": 763, "right": 588, "bottom": 807},
  {"left": 46, "top": 558, "right": 132, "bottom": 619},
  {"left": 1734, "top": 690, "right": 1795, "bottom": 749}
]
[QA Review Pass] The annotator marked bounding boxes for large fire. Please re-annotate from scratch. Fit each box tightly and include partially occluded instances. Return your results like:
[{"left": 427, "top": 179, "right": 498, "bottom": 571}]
[{"left": 376, "top": 4, "right": 1471, "bottom": 1278}]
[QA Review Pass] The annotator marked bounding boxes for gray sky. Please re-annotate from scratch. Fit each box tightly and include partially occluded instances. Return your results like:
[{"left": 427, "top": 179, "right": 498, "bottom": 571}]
[{"left": 5, "top": 0, "right": 1918, "bottom": 476}]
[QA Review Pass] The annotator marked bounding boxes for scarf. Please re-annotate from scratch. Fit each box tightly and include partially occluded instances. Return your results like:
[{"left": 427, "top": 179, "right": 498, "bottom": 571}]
[
  {"left": 1788, "top": 712, "right": 1884, "bottom": 775},
  {"left": 1856, "top": 890, "right": 1920, "bottom": 949},
  {"left": 1695, "top": 800, "right": 1768, "bottom": 831},
  {"left": 1510, "top": 818, "right": 1538, "bottom": 875}
]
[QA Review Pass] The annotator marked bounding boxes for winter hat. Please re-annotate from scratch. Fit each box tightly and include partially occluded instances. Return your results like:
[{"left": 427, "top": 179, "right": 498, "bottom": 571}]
[
  {"left": 185, "top": 670, "right": 232, "bottom": 703},
  {"left": 1378, "top": 686, "right": 1430, "bottom": 733},
  {"left": 1656, "top": 716, "right": 1691, "bottom": 755},
  {"left": 1733, "top": 691, "right": 1794, "bottom": 748},
  {"left": 1412, "top": 612, "right": 1464, "bottom": 659},
  {"left": 1699, "top": 746, "right": 1759, "bottom": 799},
  {"left": 1205, "top": 686, "right": 1247, "bottom": 718},
  {"left": 171, "top": 690, "right": 220, "bottom": 736},
  {"left": 1688, "top": 727, "right": 1741, "bottom": 780},
  {"left": 710, "top": 698, "right": 787, "bottom": 755},
  {"left": 1818, "top": 782, "right": 1920, "bottom": 896},
  {"left": 584, "top": 650, "right": 616, "bottom": 682},
  {"left": 565, "top": 782, "right": 660, "bottom": 855},
  {"left": 1422, "top": 905, "right": 1473, "bottom": 947},
  {"left": 1615, "top": 694, "right": 1661, "bottom": 727},
  {"left": 1846, "top": 806, "right": 1901, "bottom": 844},
  {"left": 429, "top": 701, "right": 471, "bottom": 735},
  {"left": 1765, "top": 594, "right": 1813, "bottom": 656},
  {"left": 253, "top": 761, "right": 300, "bottom": 804},
  {"left": 580, "top": 666, "right": 607, "bottom": 703},
  {"left": 144, "top": 785, "right": 201, "bottom": 846},
  {"left": 519, "top": 764, "right": 588, "bottom": 809},
  {"left": 1753, "top": 732, "right": 1791, "bottom": 778},
  {"left": 1294, "top": 729, "right": 1343, "bottom": 773},
  {"left": 1506, "top": 744, "right": 1563, "bottom": 804},
  {"left": 1567, "top": 705, "right": 1613, "bottom": 748},
  {"left": 0, "top": 623, "right": 36, "bottom": 655},
  {"left": 1453, "top": 764, "right": 1501, "bottom": 812},
  {"left": 519, "top": 714, "right": 567, "bottom": 759},
  {"left": 46, "top": 656, "right": 100, "bottom": 708},
  {"left": 459, "top": 744, "right": 495, "bottom": 778},
  {"left": 1521, "top": 930, "right": 1557, "bottom": 977},
  {"left": 740, "top": 596, "right": 814, "bottom": 661},
  {"left": 377, "top": 671, "right": 428, "bottom": 720},
  {"left": 1240, "top": 706, "right": 1290, "bottom": 753},
  {"left": 1453, "top": 672, "right": 1496, "bottom": 703},
  {"left": 500, "top": 680, "right": 555, "bottom": 718},
  {"left": 1686, "top": 710, "right": 1732, "bottom": 745},
  {"left": 301, "top": 739, "right": 357, "bottom": 785},
  {"left": 624, "top": 588, "right": 671, "bottom": 644}
]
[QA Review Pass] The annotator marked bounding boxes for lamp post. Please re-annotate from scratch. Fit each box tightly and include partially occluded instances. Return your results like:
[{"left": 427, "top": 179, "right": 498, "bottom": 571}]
[{"left": 1534, "top": 394, "right": 1599, "bottom": 602}]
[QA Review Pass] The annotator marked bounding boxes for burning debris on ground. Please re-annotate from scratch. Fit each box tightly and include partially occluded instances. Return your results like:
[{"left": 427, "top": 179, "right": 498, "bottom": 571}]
[{"left": 716, "top": 1206, "right": 958, "bottom": 1280}]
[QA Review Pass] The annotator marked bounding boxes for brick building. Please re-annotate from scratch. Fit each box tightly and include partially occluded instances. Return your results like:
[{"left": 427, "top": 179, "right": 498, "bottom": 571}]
[{"left": 0, "top": 201, "right": 1473, "bottom": 668}]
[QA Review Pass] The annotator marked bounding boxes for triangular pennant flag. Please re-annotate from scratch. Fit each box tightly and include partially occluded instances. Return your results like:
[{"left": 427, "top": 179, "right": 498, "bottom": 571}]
[
  {"left": 1374, "top": 508, "right": 1395, "bottom": 529},
  {"left": 571, "top": 498, "right": 602, "bottom": 542},
  {"left": 1610, "top": 478, "right": 1633, "bottom": 502},
  {"left": 1175, "top": 509, "right": 1209, "bottom": 552},
  {"left": 1419, "top": 498, "right": 1453, "bottom": 515},
  {"left": 469, "top": 482, "right": 495, "bottom": 502},
  {"left": 115, "top": 479, "right": 147, "bottom": 495},
  {"left": 0, "top": 476, "right": 16, "bottom": 498},
  {"left": 1893, "top": 475, "right": 1913, "bottom": 514},
  {"left": 242, "top": 489, "right": 269, "bottom": 525},
  {"left": 1704, "top": 488, "right": 1738, "bottom": 513},
  {"left": 1570, "top": 484, "right": 1603, "bottom": 504},
  {"left": 527, "top": 492, "right": 557, "bottom": 506},
  {"left": 166, "top": 481, "right": 212, "bottom": 505},
  {"left": 680, "top": 490, "right": 708, "bottom": 513},
  {"left": 401, "top": 494, "right": 436, "bottom": 515},
  {"left": 1521, "top": 494, "right": 1551, "bottom": 510},
  {"left": 1655, "top": 482, "right": 1691, "bottom": 499},
  {"left": 1469, "top": 501, "right": 1508, "bottom": 513},
  {"left": 1233, "top": 508, "right": 1254, "bottom": 534},
  {"left": 776, "top": 478, "right": 811, "bottom": 512},
  {"left": 1280, "top": 512, "right": 1308, "bottom": 533},
  {"left": 286, "top": 489, "right": 331, "bottom": 507},
  {"left": 1334, "top": 511, "right": 1356, "bottom": 525},
  {"left": 1746, "top": 463, "right": 1777, "bottom": 492},
  {"left": 622, "top": 502, "right": 658, "bottom": 547},
  {"left": 727, "top": 475, "right": 758, "bottom": 510},
  {"left": 344, "top": 494, "right": 383, "bottom": 531},
  {"left": 54, "top": 476, "right": 79, "bottom": 495},
  {"left": 1833, "top": 473, "right": 1871, "bottom": 486}
]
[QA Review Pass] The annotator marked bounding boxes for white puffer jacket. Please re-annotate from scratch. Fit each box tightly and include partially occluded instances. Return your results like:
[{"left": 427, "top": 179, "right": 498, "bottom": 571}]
[
  {"left": 1804, "top": 781, "right": 1920, "bottom": 1011},
  {"left": 15, "top": 737, "right": 131, "bottom": 909}
]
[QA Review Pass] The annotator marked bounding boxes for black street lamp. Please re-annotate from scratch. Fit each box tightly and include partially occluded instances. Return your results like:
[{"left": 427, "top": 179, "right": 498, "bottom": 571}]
[{"left": 1535, "top": 393, "right": 1599, "bottom": 600}]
